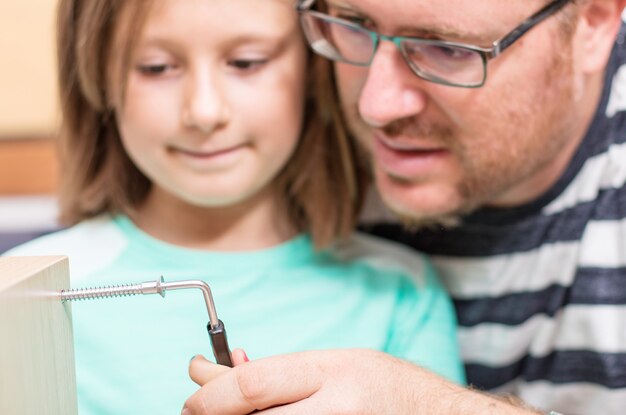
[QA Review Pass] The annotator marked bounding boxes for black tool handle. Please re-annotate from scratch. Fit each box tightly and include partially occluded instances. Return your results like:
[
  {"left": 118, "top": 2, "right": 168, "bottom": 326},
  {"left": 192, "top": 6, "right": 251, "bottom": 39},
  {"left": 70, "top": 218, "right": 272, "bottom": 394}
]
[{"left": 207, "top": 319, "right": 233, "bottom": 367}]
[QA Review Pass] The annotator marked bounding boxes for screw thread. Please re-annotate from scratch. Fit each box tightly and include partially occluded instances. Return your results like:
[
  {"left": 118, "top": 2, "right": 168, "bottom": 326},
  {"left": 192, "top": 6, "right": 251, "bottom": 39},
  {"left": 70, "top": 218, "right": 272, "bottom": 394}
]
[{"left": 61, "top": 284, "right": 143, "bottom": 302}]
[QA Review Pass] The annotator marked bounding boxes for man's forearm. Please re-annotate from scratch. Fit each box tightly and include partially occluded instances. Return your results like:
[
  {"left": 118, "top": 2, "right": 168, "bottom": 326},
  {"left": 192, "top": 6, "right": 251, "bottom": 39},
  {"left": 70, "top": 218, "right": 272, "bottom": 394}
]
[{"left": 398, "top": 359, "right": 542, "bottom": 415}]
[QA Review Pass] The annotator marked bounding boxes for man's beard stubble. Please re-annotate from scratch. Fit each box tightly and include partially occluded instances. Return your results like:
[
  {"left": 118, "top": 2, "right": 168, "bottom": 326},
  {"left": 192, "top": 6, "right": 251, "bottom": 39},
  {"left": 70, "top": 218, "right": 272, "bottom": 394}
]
[{"left": 342, "top": 46, "right": 577, "bottom": 232}]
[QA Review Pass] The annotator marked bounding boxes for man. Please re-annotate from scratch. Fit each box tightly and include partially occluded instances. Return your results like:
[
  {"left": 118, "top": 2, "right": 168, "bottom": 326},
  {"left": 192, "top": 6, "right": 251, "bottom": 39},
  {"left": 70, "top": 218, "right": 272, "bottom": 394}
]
[{"left": 183, "top": 0, "right": 626, "bottom": 413}]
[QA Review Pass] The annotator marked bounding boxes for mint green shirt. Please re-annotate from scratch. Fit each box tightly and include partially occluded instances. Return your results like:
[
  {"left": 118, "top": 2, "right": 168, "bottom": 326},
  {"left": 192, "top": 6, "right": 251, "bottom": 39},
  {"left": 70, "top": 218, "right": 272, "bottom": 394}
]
[{"left": 7, "top": 215, "right": 464, "bottom": 414}]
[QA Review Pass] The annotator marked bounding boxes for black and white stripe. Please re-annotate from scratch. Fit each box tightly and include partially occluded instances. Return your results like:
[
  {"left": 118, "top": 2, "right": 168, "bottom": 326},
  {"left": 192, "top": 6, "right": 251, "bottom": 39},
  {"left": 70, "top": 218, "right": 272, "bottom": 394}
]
[{"left": 362, "top": 22, "right": 626, "bottom": 415}]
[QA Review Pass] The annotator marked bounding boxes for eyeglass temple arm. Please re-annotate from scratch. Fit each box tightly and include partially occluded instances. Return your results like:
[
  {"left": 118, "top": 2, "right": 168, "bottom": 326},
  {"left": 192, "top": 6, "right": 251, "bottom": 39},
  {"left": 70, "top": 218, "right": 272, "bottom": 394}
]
[{"left": 494, "top": 0, "right": 570, "bottom": 56}]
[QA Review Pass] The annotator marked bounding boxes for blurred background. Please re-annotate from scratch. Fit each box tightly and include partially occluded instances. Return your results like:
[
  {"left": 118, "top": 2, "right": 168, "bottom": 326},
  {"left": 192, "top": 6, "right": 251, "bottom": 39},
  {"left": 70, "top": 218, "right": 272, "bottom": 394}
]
[{"left": 0, "top": 1, "right": 61, "bottom": 253}]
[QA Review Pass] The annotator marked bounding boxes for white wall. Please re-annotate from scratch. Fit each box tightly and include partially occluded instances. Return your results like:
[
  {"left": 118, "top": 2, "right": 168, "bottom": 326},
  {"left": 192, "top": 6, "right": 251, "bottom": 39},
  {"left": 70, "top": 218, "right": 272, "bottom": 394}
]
[{"left": 0, "top": 1, "right": 59, "bottom": 138}]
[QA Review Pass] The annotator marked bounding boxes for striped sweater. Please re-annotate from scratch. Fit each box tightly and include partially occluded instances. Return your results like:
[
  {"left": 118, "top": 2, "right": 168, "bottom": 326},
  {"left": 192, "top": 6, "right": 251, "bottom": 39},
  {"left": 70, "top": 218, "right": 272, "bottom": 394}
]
[{"left": 363, "top": 23, "right": 626, "bottom": 415}]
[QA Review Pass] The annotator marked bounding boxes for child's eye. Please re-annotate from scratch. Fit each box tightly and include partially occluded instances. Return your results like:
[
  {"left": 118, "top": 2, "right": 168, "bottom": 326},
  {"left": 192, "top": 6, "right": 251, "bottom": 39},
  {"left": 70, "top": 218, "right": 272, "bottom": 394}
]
[
  {"left": 227, "top": 59, "right": 267, "bottom": 71},
  {"left": 136, "top": 64, "right": 174, "bottom": 75}
]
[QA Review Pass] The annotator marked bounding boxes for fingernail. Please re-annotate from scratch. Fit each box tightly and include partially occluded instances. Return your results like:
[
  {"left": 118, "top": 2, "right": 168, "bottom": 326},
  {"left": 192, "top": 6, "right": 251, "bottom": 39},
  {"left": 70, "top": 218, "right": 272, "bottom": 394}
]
[
  {"left": 243, "top": 351, "right": 249, "bottom": 362},
  {"left": 181, "top": 407, "right": 190, "bottom": 415},
  {"left": 189, "top": 355, "right": 197, "bottom": 364}
]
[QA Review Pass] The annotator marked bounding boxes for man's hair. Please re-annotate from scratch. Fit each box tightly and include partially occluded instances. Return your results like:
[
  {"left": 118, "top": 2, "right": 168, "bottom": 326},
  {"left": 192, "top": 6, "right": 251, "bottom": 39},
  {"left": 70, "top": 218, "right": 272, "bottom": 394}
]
[{"left": 56, "top": 0, "right": 369, "bottom": 248}]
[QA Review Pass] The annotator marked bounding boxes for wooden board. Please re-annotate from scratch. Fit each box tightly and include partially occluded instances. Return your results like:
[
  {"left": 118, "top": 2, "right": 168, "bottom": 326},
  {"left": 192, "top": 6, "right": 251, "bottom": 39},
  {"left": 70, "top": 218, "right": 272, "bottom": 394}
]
[{"left": 0, "top": 256, "right": 77, "bottom": 415}]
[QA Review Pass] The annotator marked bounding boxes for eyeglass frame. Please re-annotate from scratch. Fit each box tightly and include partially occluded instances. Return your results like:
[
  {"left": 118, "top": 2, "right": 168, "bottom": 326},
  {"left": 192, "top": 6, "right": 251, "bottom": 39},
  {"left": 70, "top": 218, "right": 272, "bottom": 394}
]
[{"left": 296, "top": 0, "right": 572, "bottom": 88}]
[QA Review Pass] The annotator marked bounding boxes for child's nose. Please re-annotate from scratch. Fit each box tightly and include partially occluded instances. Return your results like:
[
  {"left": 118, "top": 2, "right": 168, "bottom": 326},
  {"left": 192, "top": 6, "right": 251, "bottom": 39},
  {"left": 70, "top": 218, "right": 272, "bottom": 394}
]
[{"left": 181, "top": 71, "right": 230, "bottom": 134}]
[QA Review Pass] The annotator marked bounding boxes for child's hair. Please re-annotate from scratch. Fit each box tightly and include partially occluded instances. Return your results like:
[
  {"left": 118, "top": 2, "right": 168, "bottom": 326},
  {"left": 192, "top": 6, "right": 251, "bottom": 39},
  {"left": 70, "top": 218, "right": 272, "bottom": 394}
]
[{"left": 56, "top": 0, "right": 369, "bottom": 248}]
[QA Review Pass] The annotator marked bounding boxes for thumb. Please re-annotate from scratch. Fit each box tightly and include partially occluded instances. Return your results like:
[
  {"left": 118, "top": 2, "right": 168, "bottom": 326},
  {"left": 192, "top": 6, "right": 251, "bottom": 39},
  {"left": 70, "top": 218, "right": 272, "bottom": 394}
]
[
  {"left": 189, "top": 355, "right": 230, "bottom": 386},
  {"left": 231, "top": 348, "right": 250, "bottom": 366}
]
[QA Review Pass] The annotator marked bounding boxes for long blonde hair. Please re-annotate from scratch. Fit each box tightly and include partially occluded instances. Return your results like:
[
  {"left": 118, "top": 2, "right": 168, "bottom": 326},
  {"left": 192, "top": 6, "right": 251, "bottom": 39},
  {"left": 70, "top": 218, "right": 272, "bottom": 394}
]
[{"left": 56, "top": 0, "right": 369, "bottom": 248}]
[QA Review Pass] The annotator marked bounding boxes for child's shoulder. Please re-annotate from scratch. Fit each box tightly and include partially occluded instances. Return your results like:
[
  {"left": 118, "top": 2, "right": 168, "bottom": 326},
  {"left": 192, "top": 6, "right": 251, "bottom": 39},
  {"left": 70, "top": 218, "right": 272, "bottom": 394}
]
[
  {"left": 6, "top": 215, "right": 123, "bottom": 255},
  {"left": 330, "top": 232, "right": 436, "bottom": 288},
  {"left": 4, "top": 215, "right": 128, "bottom": 278}
]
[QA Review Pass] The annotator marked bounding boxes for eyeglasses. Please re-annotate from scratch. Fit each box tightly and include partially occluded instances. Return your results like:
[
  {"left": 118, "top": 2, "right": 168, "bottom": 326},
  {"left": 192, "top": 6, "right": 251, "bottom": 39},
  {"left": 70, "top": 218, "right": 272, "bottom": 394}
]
[{"left": 296, "top": 0, "right": 571, "bottom": 88}]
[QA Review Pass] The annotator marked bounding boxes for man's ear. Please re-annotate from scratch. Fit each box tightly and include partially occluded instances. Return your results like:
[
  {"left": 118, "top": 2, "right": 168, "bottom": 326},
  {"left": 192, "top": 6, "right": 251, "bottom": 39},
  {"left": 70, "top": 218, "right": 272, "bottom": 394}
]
[{"left": 577, "top": 0, "right": 626, "bottom": 74}]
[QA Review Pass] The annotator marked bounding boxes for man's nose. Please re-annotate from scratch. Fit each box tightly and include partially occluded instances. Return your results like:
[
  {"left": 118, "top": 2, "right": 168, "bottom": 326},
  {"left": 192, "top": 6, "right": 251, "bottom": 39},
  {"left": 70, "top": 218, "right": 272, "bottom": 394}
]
[
  {"left": 358, "top": 41, "right": 427, "bottom": 128},
  {"left": 182, "top": 70, "right": 230, "bottom": 134}
]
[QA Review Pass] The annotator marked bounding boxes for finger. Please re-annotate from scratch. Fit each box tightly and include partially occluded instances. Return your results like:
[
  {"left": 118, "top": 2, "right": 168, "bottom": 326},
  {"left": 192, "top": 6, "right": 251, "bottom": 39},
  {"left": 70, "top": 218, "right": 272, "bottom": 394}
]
[
  {"left": 184, "top": 352, "right": 325, "bottom": 414},
  {"left": 252, "top": 396, "right": 333, "bottom": 415},
  {"left": 189, "top": 355, "right": 231, "bottom": 386},
  {"left": 231, "top": 348, "right": 249, "bottom": 366}
]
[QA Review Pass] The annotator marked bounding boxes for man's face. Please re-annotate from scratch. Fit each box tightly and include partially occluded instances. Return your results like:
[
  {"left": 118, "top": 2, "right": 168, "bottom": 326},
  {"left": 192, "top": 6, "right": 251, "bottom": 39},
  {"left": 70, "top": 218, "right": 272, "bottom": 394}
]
[{"left": 333, "top": 0, "right": 588, "bottom": 224}]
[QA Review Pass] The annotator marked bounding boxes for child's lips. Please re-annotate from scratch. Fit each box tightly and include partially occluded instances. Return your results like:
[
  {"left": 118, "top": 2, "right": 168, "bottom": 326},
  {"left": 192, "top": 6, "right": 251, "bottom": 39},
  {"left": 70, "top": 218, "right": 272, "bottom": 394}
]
[
  {"left": 168, "top": 144, "right": 248, "bottom": 170},
  {"left": 173, "top": 144, "right": 246, "bottom": 158}
]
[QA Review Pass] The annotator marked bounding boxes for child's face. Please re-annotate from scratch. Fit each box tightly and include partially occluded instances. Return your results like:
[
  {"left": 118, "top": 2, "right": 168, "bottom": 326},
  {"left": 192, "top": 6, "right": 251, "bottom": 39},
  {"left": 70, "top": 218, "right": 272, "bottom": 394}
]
[{"left": 115, "top": 0, "right": 307, "bottom": 208}]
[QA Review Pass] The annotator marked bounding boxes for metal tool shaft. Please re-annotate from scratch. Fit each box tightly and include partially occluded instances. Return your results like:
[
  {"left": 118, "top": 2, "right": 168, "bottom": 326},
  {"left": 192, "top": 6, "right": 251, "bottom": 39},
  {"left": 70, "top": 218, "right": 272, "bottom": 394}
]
[{"left": 60, "top": 277, "right": 220, "bottom": 328}]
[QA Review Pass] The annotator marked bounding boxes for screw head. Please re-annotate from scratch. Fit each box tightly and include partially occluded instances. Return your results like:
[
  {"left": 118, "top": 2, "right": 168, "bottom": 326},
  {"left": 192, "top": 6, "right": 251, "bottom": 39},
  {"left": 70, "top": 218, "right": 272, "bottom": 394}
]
[{"left": 156, "top": 276, "right": 166, "bottom": 298}]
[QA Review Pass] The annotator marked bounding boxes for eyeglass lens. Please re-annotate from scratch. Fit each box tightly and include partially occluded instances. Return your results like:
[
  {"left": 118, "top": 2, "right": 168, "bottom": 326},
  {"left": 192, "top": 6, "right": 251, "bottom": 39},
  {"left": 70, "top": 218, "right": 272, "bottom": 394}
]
[
  {"left": 300, "top": 13, "right": 374, "bottom": 64},
  {"left": 300, "top": 12, "right": 486, "bottom": 87}
]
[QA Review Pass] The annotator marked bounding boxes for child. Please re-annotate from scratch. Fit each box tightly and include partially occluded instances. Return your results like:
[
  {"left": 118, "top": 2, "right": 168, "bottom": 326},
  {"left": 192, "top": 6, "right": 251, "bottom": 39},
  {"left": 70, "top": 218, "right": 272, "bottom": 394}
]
[{"left": 6, "top": 0, "right": 465, "bottom": 413}]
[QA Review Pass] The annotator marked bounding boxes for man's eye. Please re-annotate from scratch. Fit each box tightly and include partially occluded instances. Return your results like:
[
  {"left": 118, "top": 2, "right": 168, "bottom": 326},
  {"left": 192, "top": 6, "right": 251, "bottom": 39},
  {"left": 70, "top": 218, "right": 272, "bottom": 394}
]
[
  {"left": 333, "top": 13, "right": 373, "bottom": 29},
  {"left": 228, "top": 59, "right": 267, "bottom": 71},
  {"left": 425, "top": 45, "right": 476, "bottom": 61},
  {"left": 337, "top": 14, "right": 363, "bottom": 25}
]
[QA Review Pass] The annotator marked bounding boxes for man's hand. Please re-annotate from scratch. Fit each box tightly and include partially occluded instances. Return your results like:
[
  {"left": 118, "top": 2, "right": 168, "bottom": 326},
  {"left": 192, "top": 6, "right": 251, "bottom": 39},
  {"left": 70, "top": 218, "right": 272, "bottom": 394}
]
[
  {"left": 182, "top": 349, "right": 540, "bottom": 415},
  {"left": 188, "top": 349, "right": 249, "bottom": 385}
]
